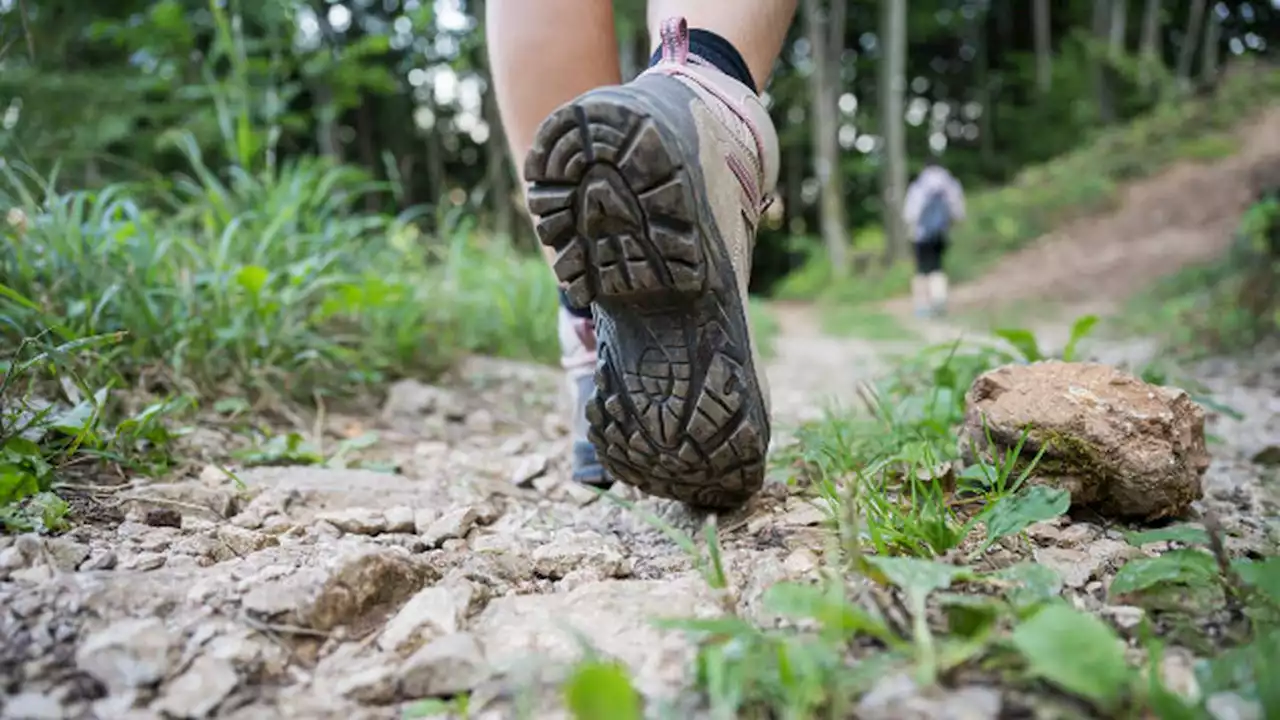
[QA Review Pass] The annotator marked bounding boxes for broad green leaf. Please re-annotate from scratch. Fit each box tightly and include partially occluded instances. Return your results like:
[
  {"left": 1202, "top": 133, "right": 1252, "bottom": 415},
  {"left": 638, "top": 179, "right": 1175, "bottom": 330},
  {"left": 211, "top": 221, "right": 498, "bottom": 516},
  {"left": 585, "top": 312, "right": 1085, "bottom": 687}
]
[
  {"left": 867, "top": 556, "right": 971, "bottom": 605},
  {"left": 989, "top": 562, "right": 1064, "bottom": 610},
  {"left": 762, "top": 581, "right": 898, "bottom": 645},
  {"left": 1253, "top": 630, "right": 1280, "bottom": 718},
  {"left": 2, "top": 436, "right": 50, "bottom": 479},
  {"left": 993, "top": 328, "right": 1043, "bottom": 362},
  {"left": 1109, "top": 550, "right": 1219, "bottom": 598},
  {"left": 1124, "top": 525, "right": 1210, "bottom": 547},
  {"left": 936, "top": 592, "right": 1001, "bottom": 638},
  {"left": 867, "top": 556, "right": 971, "bottom": 682},
  {"left": 1061, "top": 314, "right": 1099, "bottom": 361},
  {"left": 236, "top": 265, "right": 270, "bottom": 295},
  {"left": 213, "top": 397, "right": 250, "bottom": 415},
  {"left": 27, "top": 492, "right": 70, "bottom": 532},
  {"left": 0, "top": 465, "right": 41, "bottom": 506},
  {"left": 1011, "top": 604, "right": 1132, "bottom": 708},
  {"left": 1234, "top": 557, "right": 1280, "bottom": 606},
  {"left": 564, "top": 661, "right": 642, "bottom": 720},
  {"left": 981, "top": 486, "right": 1071, "bottom": 550}
]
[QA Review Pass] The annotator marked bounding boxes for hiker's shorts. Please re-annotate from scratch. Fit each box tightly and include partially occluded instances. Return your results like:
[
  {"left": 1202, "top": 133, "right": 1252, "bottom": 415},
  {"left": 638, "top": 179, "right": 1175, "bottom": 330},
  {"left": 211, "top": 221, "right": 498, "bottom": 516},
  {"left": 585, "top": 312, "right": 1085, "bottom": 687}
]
[{"left": 914, "top": 234, "right": 948, "bottom": 275}]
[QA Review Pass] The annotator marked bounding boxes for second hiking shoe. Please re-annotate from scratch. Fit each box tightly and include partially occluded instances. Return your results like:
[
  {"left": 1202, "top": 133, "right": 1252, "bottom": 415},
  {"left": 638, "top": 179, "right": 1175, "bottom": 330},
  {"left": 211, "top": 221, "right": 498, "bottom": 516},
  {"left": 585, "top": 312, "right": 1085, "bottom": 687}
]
[{"left": 523, "top": 17, "right": 779, "bottom": 509}]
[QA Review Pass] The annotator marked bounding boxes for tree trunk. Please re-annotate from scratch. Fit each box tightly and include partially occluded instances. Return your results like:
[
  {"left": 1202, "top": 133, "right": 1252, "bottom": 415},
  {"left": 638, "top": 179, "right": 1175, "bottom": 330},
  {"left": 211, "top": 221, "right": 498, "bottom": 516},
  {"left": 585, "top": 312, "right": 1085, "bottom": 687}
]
[
  {"left": 312, "top": 3, "right": 343, "bottom": 160},
  {"left": 803, "top": 0, "right": 849, "bottom": 277},
  {"left": 1092, "top": 0, "right": 1115, "bottom": 124},
  {"left": 475, "top": 0, "right": 514, "bottom": 242},
  {"left": 617, "top": 14, "right": 641, "bottom": 81},
  {"left": 1201, "top": 7, "right": 1220, "bottom": 84},
  {"left": 1139, "top": 0, "right": 1162, "bottom": 89},
  {"left": 1175, "top": 0, "right": 1206, "bottom": 87},
  {"left": 1033, "top": 0, "right": 1052, "bottom": 93},
  {"left": 356, "top": 96, "right": 379, "bottom": 213},
  {"left": 313, "top": 83, "right": 341, "bottom": 159},
  {"left": 880, "top": 0, "right": 908, "bottom": 265},
  {"left": 484, "top": 89, "right": 514, "bottom": 242},
  {"left": 1109, "top": 0, "right": 1128, "bottom": 57},
  {"left": 423, "top": 95, "right": 446, "bottom": 209},
  {"left": 975, "top": 4, "right": 994, "bottom": 166}
]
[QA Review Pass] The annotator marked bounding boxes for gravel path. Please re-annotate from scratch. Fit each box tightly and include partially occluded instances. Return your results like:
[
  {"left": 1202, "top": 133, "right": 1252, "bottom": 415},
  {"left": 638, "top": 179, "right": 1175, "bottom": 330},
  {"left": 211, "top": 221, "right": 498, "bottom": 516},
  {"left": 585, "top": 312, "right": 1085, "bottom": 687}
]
[{"left": 2, "top": 112, "right": 1279, "bottom": 719}]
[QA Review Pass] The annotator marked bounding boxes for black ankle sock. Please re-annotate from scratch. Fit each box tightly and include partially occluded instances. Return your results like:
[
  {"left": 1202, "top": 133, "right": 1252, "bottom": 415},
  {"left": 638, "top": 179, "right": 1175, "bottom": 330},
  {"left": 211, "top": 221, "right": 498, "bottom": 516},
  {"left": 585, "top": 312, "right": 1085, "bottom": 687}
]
[
  {"left": 559, "top": 288, "right": 593, "bottom": 319},
  {"left": 648, "top": 28, "right": 757, "bottom": 94}
]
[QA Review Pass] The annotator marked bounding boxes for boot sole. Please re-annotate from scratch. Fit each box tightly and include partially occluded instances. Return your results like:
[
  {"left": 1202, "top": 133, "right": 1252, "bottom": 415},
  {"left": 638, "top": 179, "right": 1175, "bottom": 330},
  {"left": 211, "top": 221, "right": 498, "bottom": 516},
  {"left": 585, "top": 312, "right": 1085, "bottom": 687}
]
[{"left": 524, "top": 82, "right": 768, "bottom": 509}]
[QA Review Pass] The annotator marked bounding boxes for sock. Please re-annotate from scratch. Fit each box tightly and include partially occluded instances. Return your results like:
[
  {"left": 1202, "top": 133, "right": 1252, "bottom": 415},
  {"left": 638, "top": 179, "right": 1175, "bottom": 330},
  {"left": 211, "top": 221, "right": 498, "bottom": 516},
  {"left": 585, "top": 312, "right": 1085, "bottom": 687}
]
[
  {"left": 912, "top": 275, "right": 930, "bottom": 312},
  {"left": 649, "top": 28, "right": 757, "bottom": 93},
  {"left": 559, "top": 287, "right": 592, "bottom": 319},
  {"left": 927, "top": 272, "right": 949, "bottom": 307}
]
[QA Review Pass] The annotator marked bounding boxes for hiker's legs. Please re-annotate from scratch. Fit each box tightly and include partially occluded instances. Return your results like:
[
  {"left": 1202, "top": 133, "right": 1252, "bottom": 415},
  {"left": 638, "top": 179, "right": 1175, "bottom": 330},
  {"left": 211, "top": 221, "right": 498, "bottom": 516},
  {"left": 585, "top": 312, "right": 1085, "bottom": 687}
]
[
  {"left": 521, "top": 6, "right": 791, "bottom": 508},
  {"left": 645, "top": 1, "right": 797, "bottom": 90},
  {"left": 487, "top": 0, "right": 622, "bottom": 486},
  {"left": 912, "top": 240, "right": 938, "bottom": 316},
  {"left": 486, "top": 0, "right": 622, "bottom": 270},
  {"left": 928, "top": 235, "right": 950, "bottom": 314}
]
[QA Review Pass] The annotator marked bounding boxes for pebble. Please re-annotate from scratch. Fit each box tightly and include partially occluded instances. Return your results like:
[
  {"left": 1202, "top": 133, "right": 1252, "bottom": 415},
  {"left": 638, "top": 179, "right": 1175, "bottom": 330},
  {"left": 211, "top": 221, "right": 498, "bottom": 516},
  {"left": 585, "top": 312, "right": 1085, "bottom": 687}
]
[{"left": 75, "top": 618, "right": 175, "bottom": 694}]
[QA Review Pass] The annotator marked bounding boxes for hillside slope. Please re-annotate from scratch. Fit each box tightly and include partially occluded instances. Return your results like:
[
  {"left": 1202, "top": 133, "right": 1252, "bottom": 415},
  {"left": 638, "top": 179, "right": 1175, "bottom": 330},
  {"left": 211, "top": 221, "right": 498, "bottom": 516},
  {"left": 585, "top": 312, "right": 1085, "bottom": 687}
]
[{"left": 891, "top": 104, "right": 1280, "bottom": 319}]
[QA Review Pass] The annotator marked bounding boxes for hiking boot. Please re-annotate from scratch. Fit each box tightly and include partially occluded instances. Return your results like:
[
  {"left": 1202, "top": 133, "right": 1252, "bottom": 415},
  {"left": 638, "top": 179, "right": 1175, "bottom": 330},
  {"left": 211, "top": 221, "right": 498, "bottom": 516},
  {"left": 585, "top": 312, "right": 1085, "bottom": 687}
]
[
  {"left": 524, "top": 17, "right": 779, "bottom": 509},
  {"left": 558, "top": 307, "right": 607, "bottom": 488}
]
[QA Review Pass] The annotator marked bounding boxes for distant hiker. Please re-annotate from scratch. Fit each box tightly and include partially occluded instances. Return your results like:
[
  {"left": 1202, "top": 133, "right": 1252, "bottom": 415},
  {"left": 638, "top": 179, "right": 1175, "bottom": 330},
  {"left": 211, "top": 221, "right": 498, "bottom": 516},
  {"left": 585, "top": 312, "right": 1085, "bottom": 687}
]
[{"left": 902, "top": 162, "right": 966, "bottom": 317}]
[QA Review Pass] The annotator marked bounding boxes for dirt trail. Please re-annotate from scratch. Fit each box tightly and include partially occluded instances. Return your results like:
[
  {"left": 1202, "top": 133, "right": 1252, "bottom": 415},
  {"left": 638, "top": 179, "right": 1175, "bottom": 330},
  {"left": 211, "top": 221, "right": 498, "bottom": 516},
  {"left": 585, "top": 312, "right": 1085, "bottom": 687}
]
[
  {"left": 3, "top": 111, "right": 1280, "bottom": 720},
  {"left": 886, "top": 104, "right": 1280, "bottom": 332}
]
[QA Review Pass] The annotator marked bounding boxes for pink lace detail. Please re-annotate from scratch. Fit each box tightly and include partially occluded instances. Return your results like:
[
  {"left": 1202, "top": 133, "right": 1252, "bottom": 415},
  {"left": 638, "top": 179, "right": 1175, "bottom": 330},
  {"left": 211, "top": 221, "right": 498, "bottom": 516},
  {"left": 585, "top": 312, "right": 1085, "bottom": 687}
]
[
  {"left": 574, "top": 317, "right": 597, "bottom": 352},
  {"left": 660, "top": 17, "right": 690, "bottom": 64},
  {"left": 652, "top": 16, "right": 775, "bottom": 220}
]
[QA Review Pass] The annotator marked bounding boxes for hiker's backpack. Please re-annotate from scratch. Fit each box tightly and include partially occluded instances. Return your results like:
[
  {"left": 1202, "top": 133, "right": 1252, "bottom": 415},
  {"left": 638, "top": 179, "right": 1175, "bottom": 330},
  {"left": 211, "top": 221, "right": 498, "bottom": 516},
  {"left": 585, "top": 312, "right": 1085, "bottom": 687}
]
[{"left": 916, "top": 189, "right": 952, "bottom": 241}]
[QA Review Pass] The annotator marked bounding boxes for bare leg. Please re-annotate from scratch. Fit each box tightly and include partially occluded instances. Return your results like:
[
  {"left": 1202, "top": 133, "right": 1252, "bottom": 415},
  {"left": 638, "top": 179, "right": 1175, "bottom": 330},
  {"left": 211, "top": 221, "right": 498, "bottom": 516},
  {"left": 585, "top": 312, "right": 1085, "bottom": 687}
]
[
  {"left": 928, "top": 271, "right": 949, "bottom": 314},
  {"left": 486, "top": 0, "right": 623, "bottom": 266},
  {"left": 645, "top": 0, "right": 798, "bottom": 90}
]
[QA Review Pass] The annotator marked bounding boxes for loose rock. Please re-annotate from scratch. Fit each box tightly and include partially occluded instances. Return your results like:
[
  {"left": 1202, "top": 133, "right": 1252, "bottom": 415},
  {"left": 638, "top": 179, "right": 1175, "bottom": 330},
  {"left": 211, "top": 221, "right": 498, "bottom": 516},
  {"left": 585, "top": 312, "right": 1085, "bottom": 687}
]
[
  {"left": 531, "top": 532, "right": 629, "bottom": 580},
  {"left": 1, "top": 692, "right": 64, "bottom": 720},
  {"left": 143, "top": 507, "right": 183, "bottom": 528},
  {"left": 242, "top": 546, "right": 429, "bottom": 631},
  {"left": 397, "top": 633, "right": 489, "bottom": 699},
  {"left": 960, "top": 361, "right": 1210, "bottom": 520},
  {"left": 422, "top": 507, "right": 479, "bottom": 548},
  {"left": 75, "top": 618, "right": 175, "bottom": 694},
  {"left": 378, "top": 580, "right": 476, "bottom": 655},
  {"left": 315, "top": 508, "right": 388, "bottom": 536},
  {"left": 510, "top": 453, "right": 549, "bottom": 488},
  {"left": 858, "top": 673, "right": 1002, "bottom": 720},
  {"left": 45, "top": 538, "right": 91, "bottom": 572},
  {"left": 152, "top": 655, "right": 239, "bottom": 718},
  {"left": 472, "top": 576, "right": 718, "bottom": 697}
]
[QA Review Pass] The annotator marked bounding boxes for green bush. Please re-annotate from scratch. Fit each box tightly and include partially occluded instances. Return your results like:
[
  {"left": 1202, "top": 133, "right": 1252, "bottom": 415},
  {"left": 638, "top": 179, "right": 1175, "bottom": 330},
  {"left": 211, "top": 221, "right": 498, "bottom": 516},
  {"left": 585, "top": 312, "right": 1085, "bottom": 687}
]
[{"left": 1115, "top": 194, "right": 1280, "bottom": 355}]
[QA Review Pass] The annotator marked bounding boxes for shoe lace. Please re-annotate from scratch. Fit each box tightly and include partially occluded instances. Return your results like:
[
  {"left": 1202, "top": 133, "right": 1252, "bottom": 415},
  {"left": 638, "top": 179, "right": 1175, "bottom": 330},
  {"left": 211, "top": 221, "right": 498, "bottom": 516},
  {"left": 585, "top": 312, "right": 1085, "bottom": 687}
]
[{"left": 651, "top": 17, "right": 776, "bottom": 226}]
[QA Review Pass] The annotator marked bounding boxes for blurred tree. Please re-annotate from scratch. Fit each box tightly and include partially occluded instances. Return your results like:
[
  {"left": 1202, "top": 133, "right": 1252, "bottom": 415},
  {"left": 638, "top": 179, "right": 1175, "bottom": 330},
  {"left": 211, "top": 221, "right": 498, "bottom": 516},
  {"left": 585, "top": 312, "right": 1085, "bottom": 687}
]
[
  {"left": 3, "top": 0, "right": 1278, "bottom": 290},
  {"left": 803, "top": 0, "right": 851, "bottom": 277},
  {"left": 880, "top": 0, "right": 908, "bottom": 264},
  {"left": 1176, "top": 0, "right": 1207, "bottom": 84},
  {"left": 1139, "top": 0, "right": 1164, "bottom": 89},
  {"left": 1033, "top": 0, "right": 1053, "bottom": 93}
]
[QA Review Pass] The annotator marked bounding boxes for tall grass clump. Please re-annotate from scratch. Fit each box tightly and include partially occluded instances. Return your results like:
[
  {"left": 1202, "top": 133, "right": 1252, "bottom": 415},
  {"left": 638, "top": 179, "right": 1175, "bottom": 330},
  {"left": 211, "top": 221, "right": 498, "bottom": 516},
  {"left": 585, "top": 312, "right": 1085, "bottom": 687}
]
[
  {"left": 0, "top": 148, "right": 557, "bottom": 401},
  {"left": 0, "top": 0, "right": 558, "bottom": 403}
]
